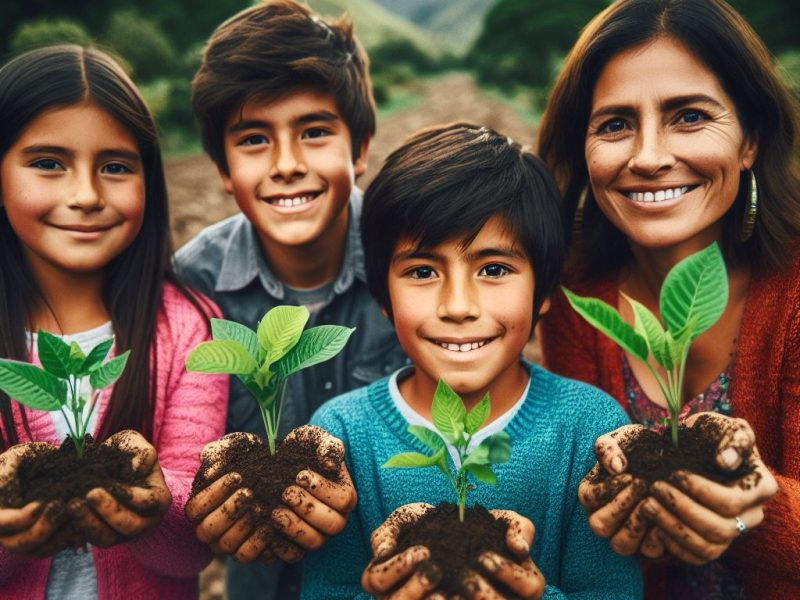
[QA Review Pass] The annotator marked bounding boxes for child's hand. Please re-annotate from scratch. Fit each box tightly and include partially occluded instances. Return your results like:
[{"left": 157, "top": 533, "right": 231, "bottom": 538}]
[
  {"left": 639, "top": 413, "right": 778, "bottom": 565},
  {"left": 0, "top": 443, "right": 70, "bottom": 556},
  {"left": 70, "top": 430, "right": 172, "bottom": 547},
  {"left": 270, "top": 426, "right": 357, "bottom": 558}
]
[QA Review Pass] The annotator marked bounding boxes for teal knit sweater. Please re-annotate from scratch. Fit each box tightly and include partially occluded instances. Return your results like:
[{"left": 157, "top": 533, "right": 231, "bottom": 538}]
[{"left": 302, "top": 363, "right": 643, "bottom": 598}]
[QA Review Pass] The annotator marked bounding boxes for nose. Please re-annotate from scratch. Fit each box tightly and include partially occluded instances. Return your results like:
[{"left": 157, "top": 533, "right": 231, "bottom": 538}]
[
  {"left": 627, "top": 123, "right": 675, "bottom": 176},
  {"left": 68, "top": 168, "right": 104, "bottom": 211},
  {"left": 437, "top": 274, "right": 480, "bottom": 322},
  {"left": 269, "top": 138, "right": 307, "bottom": 182}
]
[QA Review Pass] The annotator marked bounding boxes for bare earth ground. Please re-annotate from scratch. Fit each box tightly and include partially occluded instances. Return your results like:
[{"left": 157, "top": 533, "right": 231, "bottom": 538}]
[{"left": 165, "top": 72, "right": 542, "bottom": 599}]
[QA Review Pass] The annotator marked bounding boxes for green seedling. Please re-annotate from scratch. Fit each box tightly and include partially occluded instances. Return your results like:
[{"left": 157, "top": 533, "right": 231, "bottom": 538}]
[
  {"left": 563, "top": 242, "right": 728, "bottom": 446},
  {"left": 384, "top": 379, "right": 512, "bottom": 522},
  {"left": 186, "top": 305, "right": 354, "bottom": 455},
  {"left": 0, "top": 332, "right": 130, "bottom": 458}
]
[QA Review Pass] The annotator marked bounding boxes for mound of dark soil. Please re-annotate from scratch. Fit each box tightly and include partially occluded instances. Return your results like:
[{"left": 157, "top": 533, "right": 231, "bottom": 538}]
[{"left": 391, "top": 502, "right": 524, "bottom": 598}]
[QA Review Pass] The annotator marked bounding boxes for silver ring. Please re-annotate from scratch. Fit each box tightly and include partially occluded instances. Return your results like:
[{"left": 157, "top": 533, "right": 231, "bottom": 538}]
[{"left": 735, "top": 516, "right": 747, "bottom": 536}]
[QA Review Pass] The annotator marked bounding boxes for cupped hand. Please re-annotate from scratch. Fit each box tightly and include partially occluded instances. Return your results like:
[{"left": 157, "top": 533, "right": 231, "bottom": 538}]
[
  {"left": 270, "top": 426, "right": 357, "bottom": 558},
  {"left": 0, "top": 442, "right": 70, "bottom": 556},
  {"left": 70, "top": 430, "right": 172, "bottom": 547}
]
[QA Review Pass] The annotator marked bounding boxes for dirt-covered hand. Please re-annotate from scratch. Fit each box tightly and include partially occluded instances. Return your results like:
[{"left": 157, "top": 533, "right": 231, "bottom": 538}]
[
  {"left": 0, "top": 442, "right": 70, "bottom": 556},
  {"left": 271, "top": 426, "right": 357, "bottom": 557},
  {"left": 640, "top": 414, "right": 777, "bottom": 565},
  {"left": 577, "top": 425, "right": 651, "bottom": 555},
  {"left": 362, "top": 503, "right": 438, "bottom": 598},
  {"left": 71, "top": 430, "right": 172, "bottom": 547},
  {"left": 184, "top": 432, "right": 263, "bottom": 561}
]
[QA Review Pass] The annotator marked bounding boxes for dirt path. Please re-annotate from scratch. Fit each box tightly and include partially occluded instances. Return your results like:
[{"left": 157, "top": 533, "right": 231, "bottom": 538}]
[{"left": 167, "top": 72, "right": 541, "bottom": 600}]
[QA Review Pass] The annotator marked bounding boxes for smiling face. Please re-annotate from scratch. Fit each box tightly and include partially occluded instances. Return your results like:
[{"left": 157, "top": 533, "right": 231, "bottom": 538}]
[
  {"left": 584, "top": 36, "right": 758, "bottom": 257},
  {"left": 388, "top": 216, "right": 536, "bottom": 410},
  {"left": 221, "top": 88, "right": 368, "bottom": 253},
  {"left": 1, "top": 101, "right": 145, "bottom": 283}
]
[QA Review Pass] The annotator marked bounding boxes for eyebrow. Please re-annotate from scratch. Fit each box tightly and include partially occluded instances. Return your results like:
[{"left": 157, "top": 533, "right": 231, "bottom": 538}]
[
  {"left": 228, "top": 111, "right": 340, "bottom": 134},
  {"left": 392, "top": 246, "right": 525, "bottom": 264},
  {"left": 21, "top": 145, "right": 141, "bottom": 164},
  {"left": 589, "top": 94, "right": 727, "bottom": 121}
]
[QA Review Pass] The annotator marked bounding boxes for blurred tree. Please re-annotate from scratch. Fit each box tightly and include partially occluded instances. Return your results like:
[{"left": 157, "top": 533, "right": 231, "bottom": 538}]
[
  {"left": 730, "top": 0, "right": 800, "bottom": 55},
  {"left": 103, "top": 10, "right": 177, "bottom": 81},
  {"left": 10, "top": 18, "right": 92, "bottom": 56}
]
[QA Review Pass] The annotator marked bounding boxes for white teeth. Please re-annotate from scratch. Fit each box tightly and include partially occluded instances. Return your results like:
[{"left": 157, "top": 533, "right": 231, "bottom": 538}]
[
  {"left": 627, "top": 186, "right": 690, "bottom": 203},
  {"left": 271, "top": 195, "right": 315, "bottom": 207},
  {"left": 438, "top": 340, "right": 488, "bottom": 352}
]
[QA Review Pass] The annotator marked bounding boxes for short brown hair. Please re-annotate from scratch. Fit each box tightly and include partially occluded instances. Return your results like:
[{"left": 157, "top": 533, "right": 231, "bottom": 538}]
[
  {"left": 192, "top": 0, "right": 375, "bottom": 174},
  {"left": 538, "top": 0, "right": 800, "bottom": 275}
]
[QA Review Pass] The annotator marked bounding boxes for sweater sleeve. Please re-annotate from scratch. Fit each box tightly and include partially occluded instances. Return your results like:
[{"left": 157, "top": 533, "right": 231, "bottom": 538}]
[{"left": 123, "top": 288, "right": 228, "bottom": 577}]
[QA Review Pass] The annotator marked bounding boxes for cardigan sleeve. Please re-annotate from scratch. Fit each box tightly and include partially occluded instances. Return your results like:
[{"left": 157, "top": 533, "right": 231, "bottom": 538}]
[{"left": 123, "top": 287, "right": 228, "bottom": 577}]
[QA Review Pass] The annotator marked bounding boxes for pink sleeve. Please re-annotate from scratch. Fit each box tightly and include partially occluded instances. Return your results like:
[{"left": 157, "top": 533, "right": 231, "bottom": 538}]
[{"left": 124, "top": 287, "right": 228, "bottom": 577}]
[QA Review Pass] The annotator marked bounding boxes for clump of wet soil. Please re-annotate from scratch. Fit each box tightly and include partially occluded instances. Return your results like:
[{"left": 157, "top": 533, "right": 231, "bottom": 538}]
[
  {"left": 391, "top": 502, "right": 524, "bottom": 598},
  {"left": 190, "top": 427, "right": 341, "bottom": 532}
]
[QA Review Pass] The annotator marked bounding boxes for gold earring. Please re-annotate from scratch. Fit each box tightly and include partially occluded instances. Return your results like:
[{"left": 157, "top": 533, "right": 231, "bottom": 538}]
[{"left": 739, "top": 170, "right": 758, "bottom": 242}]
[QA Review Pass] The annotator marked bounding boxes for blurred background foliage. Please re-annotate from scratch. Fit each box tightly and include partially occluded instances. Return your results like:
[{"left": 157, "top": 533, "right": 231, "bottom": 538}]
[{"left": 2, "top": 0, "right": 796, "bottom": 156}]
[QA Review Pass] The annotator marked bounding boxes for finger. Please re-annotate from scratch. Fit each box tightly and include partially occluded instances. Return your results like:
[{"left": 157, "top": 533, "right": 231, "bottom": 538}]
[
  {"left": 234, "top": 522, "right": 275, "bottom": 564},
  {"left": 639, "top": 525, "right": 665, "bottom": 559},
  {"left": 370, "top": 504, "right": 433, "bottom": 559},
  {"left": 283, "top": 484, "right": 346, "bottom": 536},
  {"left": 655, "top": 528, "right": 708, "bottom": 566},
  {"left": 362, "top": 545, "right": 430, "bottom": 594},
  {"left": 607, "top": 498, "right": 651, "bottom": 557},
  {"left": 479, "top": 553, "right": 545, "bottom": 599},
  {"left": 684, "top": 413, "right": 755, "bottom": 471},
  {"left": 578, "top": 471, "right": 634, "bottom": 512},
  {"left": 272, "top": 506, "right": 326, "bottom": 551},
  {"left": 295, "top": 464, "right": 357, "bottom": 514},
  {"left": 424, "top": 593, "right": 448, "bottom": 600},
  {"left": 462, "top": 571, "right": 503, "bottom": 600},
  {"left": 269, "top": 534, "right": 304, "bottom": 563},
  {"left": 68, "top": 497, "right": 119, "bottom": 548},
  {"left": 195, "top": 487, "right": 254, "bottom": 544},
  {"left": 587, "top": 479, "right": 648, "bottom": 538},
  {"left": 111, "top": 480, "right": 171, "bottom": 517},
  {"left": 669, "top": 464, "right": 778, "bottom": 518},
  {"left": 87, "top": 488, "right": 159, "bottom": 538},
  {"left": 488, "top": 509, "right": 534, "bottom": 556},
  {"left": 0, "top": 501, "right": 43, "bottom": 536},
  {"left": 0, "top": 501, "right": 65, "bottom": 554},
  {"left": 201, "top": 432, "right": 261, "bottom": 481},
  {"left": 385, "top": 563, "right": 441, "bottom": 600},
  {"left": 216, "top": 506, "right": 257, "bottom": 555},
  {"left": 186, "top": 472, "right": 243, "bottom": 523},
  {"left": 594, "top": 425, "right": 643, "bottom": 474}
]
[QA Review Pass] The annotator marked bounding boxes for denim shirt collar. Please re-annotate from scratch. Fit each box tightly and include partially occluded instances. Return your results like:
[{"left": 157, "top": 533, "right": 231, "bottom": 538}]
[{"left": 215, "top": 188, "right": 366, "bottom": 299}]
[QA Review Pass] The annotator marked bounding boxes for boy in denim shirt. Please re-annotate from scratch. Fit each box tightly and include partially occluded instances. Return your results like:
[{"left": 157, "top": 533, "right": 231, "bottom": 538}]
[{"left": 175, "top": 1, "right": 405, "bottom": 597}]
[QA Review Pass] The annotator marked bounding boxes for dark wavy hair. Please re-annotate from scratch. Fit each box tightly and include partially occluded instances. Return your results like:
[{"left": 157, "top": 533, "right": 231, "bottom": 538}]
[
  {"left": 538, "top": 0, "right": 800, "bottom": 277},
  {"left": 0, "top": 45, "right": 209, "bottom": 449},
  {"left": 192, "top": 0, "right": 375, "bottom": 175},
  {"left": 362, "top": 123, "right": 566, "bottom": 330}
]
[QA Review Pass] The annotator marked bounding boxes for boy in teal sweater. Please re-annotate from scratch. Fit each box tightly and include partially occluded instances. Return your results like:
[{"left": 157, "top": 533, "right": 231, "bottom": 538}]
[{"left": 303, "top": 124, "right": 642, "bottom": 598}]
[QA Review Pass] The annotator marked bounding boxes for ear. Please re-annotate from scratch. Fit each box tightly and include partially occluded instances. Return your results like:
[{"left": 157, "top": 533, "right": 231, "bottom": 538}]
[
  {"left": 217, "top": 164, "right": 234, "bottom": 195},
  {"left": 538, "top": 297, "right": 552, "bottom": 317},
  {"left": 739, "top": 130, "right": 759, "bottom": 171},
  {"left": 353, "top": 135, "right": 371, "bottom": 179}
]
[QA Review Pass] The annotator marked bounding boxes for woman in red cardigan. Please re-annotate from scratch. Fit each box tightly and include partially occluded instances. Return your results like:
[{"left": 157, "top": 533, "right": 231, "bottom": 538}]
[{"left": 538, "top": 0, "right": 799, "bottom": 598}]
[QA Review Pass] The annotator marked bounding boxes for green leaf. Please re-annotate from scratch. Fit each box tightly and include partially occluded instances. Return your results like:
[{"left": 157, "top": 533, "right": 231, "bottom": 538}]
[
  {"left": 36, "top": 331, "right": 72, "bottom": 379},
  {"left": 464, "top": 393, "right": 490, "bottom": 435},
  {"left": 660, "top": 242, "right": 728, "bottom": 341},
  {"left": 463, "top": 431, "right": 512, "bottom": 467},
  {"left": 625, "top": 295, "right": 673, "bottom": 371},
  {"left": 384, "top": 448, "right": 446, "bottom": 469},
  {"left": 211, "top": 319, "right": 259, "bottom": 362},
  {"left": 275, "top": 326, "right": 355, "bottom": 377},
  {"left": 69, "top": 342, "right": 86, "bottom": 372},
  {"left": 89, "top": 351, "right": 130, "bottom": 390},
  {"left": 257, "top": 306, "right": 309, "bottom": 364},
  {"left": 408, "top": 425, "right": 446, "bottom": 453},
  {"left": 464, "top": 463, "right": 498, "bottom": 485},
  {"left": 431, "top": 379, "right": 467, "bottom": 446},
  {"left": 563, "top": 288, "right": 649, "bottom": 362},
  {"left": 0, "top": 359, "right": 65, "bottom": 410},
  {"left": 186, "top": 340, "right": 258, "bottom": 374},
  {"left": 80, "top": 339, "right": 114, "bottom": 375}
]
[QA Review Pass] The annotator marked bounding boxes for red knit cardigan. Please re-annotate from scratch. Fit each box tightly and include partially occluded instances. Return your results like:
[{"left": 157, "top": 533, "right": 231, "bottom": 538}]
[{"left": 541, "top": 253, "right": 800, "bottom": 600}]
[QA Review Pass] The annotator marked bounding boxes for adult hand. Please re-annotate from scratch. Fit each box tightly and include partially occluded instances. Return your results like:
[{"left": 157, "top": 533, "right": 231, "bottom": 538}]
[
  {"left": 70, "top": 430, "right": 172, "bottom": 547},
  {"left": 0, "top": 442, "right": 70, "bottom": 556},
  {"left": 270, "top": 426, "right": 357, "bottom": 558},
  {"left": 639, "top": 413, "right": 778, "bottom": 565}
]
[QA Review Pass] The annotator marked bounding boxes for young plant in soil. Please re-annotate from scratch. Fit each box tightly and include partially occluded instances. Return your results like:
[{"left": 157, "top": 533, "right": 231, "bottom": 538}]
[
  {"left": 564, "top": 242, "right": 751, "bottom": 483},
  {"left": 0, "top": 332, "right": 141, "bottom": 534},
  {"left": 186, "top": 306, "right": 354, "bottom": 528},
  {"left": 383, "top": 379, "right": 518, "bottom": 594}
]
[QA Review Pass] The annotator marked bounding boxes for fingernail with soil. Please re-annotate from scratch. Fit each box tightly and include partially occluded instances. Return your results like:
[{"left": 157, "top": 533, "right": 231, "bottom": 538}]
[
  {"left": 283, "top": 488, "right": 300, "bottom": 507},
  {"left": 479, "top": 553, "right": 498, "bottom": 572},
  {"left": 272, "top": 510, "right": 290, "bottom": 528},
  {"left": 610, "top": 455, "right": 625, "bottom": 474},
  {"left": 718, "top": 447, "right": 741, "bottom": 470},
  {"left": 225, "top": 472, "right": 242, "bottom": 488},
  {"left": 375, "top": 541, "right": 392, "bottom": 559},
  {"left": 641, "top": 499, "right": 658, "bottom": 518}
]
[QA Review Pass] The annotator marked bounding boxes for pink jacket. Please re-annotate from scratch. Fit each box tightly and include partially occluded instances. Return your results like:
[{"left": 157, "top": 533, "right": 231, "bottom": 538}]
[{"left": 0, "top": 283, "right": 228, "bottom": 599}]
